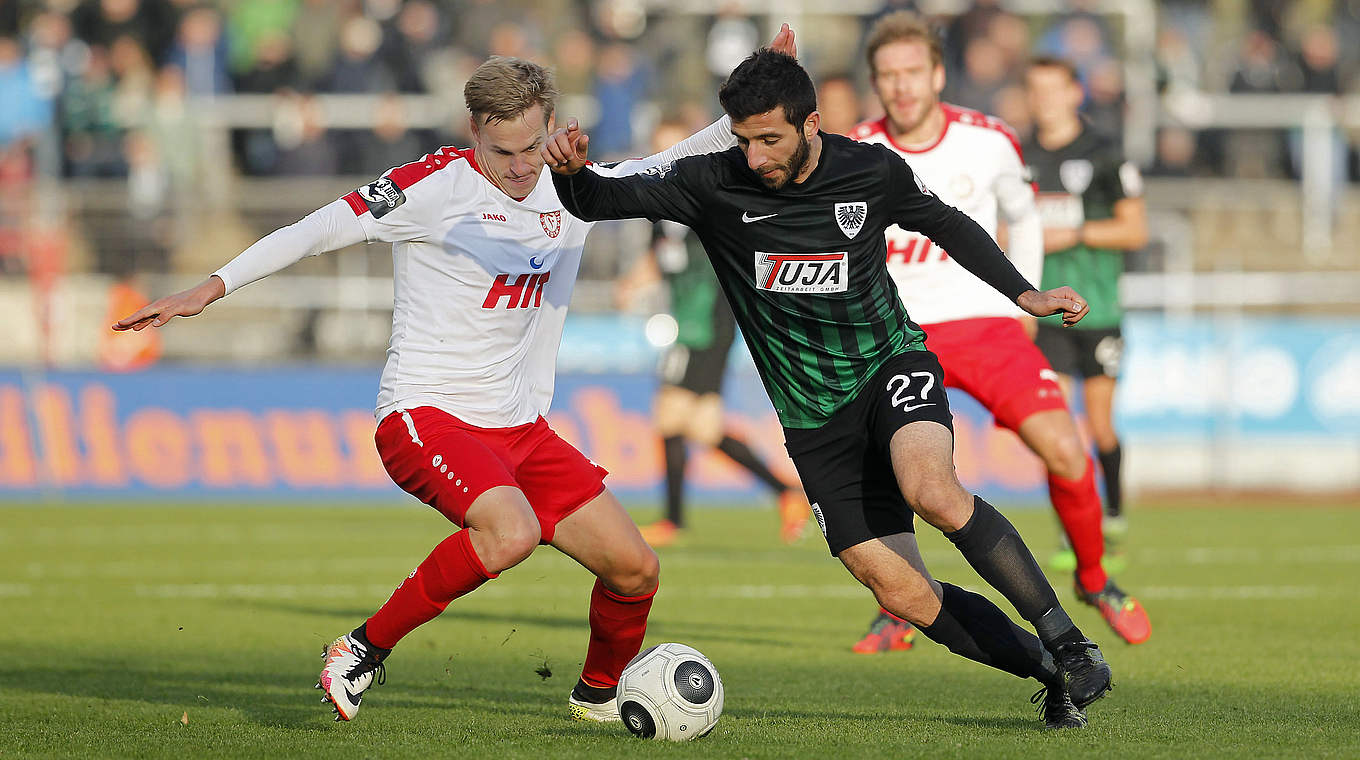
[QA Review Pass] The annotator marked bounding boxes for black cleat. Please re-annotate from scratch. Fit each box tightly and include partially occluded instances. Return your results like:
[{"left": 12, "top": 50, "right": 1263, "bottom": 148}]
[
  {"left": 1031, "top": 685, "right": 1088, "bottom": 729},
  {"left": 1053, "top": 640, "right": 1112, "bottom": 709}
]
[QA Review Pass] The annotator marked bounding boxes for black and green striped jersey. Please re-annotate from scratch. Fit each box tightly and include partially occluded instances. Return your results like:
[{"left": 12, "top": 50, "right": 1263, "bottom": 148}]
[
  {"left": 556, "top": 133, "right": 1033, "bottom": 428},
  {"left": 1023, "top": 125, "right": 1143, "bottom": 330}
]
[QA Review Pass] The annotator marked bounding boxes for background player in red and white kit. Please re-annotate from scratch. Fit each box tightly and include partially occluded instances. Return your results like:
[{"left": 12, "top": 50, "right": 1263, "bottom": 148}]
[
  {"left": 112, "top": 28, "right": 798, "bottom": 725},
  {"left": 845, "top": 14, "right": 1149, "bottom": 649}
]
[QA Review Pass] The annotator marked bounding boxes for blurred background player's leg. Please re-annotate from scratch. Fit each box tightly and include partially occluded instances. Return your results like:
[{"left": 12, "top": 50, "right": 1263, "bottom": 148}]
[
  {"left": 645, "top": 383, "right": 808, "bottom": 546},
  {"left": 642, "top": 381, "right": 695, "bottom": 546},
  {"left": 1085, "top": 370, "right": 1126, "bottom": 550}
]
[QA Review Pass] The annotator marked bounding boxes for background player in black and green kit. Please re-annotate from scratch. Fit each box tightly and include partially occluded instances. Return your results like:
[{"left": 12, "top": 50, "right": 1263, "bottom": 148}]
[
  {"left": 1023, "top": 57, "right": 1149, "bottom": 562},
  {"left": 545, "top": 47, "right": 1114, "bottom": 729},
  {"left": 618, "top": 122, "right": 811, "bottom": 547}
]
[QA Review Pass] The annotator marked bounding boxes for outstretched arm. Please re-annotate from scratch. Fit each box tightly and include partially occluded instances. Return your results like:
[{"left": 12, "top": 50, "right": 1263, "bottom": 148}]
[
  {"left": 885, "top": 153, "right": 1088, "bottom": 326},
  {"left": 544, "top": 123, "right": 703, "bottom": 225},
  {"left": 112, "top": 198, "right": 365, "bottom": 331},
  {"left": 112, "top": 275, "right": 226, "bottom": 331}
]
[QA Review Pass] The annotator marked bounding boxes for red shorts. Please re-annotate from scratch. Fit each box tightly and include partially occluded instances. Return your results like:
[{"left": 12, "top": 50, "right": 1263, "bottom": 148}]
[
  {"left": 921, "top": 317, "right": 1068, "bottom": 432},
  {"left": 374, "top": 406, "right": 608, "bottom": 543}
]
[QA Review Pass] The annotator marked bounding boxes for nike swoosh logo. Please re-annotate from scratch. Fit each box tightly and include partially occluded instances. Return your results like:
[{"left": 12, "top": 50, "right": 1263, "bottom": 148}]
[
  {"left": 899, "top": 403, "right": 937, "bottom": 412},
  {"left": 742, "top": 212, "right": 778, "bottom": 223},
  {"left": 529, "top": 256, "right": 545, "bottom": 269}
]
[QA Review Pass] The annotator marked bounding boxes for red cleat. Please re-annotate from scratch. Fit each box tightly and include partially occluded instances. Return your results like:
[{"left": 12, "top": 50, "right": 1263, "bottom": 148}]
[
  {"left": 851, "top": 610, "right": 918, "bottom": 654},
  {"left": 777, "top": 490, "right": 810, "bottom": 544},
  {"left": 1079, "top": 580, "right": 1151, "bottom": 645},
  {"left": 638, "top": 519, "right": 681, "bottom": 548}
]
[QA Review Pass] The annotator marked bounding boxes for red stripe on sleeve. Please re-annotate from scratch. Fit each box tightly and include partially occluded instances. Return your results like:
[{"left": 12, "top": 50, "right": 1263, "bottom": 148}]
[{"left": 343, "top": 191, "right": 367, "bottom": 216}]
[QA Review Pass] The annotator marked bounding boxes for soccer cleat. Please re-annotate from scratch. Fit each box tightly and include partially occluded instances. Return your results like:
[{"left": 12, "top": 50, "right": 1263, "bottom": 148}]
[
  {"left": 1102, "top": 514, "right": 1128, "bottom": 545},
  {"left": 1049, "top": 547, "right": 1078, "bottom": 572},
  {"left": 638, "top": 519, "right": 681, "bottom": 548},
  {"left": 317, "top": 631, "right": 388, "bottom": 722},
  {"left": 1052, "top": 640, "right": 1112, "bottom": 710},
  {"left": 568, "top": 681, "right": 620, "bottom": 723},
  {"left": 851, "top": 610, "right": 918, "bottom": 654},
  {"left": 1079, "top": 580, "right": 1151, "bottom": 645},
  {"left": 1051, "top": 545, "right": 1126, "bottom": 575},
  {"left": 1031, "top": 685, "right": 1088, "bottom": 729},
  {"left": 777, "top": 490, "right": 810, "bottom": 544},
  {"left": 1101, "top": 516, "right": 1129, "bottom": 573}
]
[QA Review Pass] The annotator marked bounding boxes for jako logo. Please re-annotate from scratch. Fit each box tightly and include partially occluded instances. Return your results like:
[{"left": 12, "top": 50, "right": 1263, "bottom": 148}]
[
  {"left": 482, "top": 272, "right": 551, "bottom": 309},
  {"left": 482, "top": 212, "right": 507, "bottom": 222},
  {"left": 754, "top": 252, "right": 848, "bottom": 293}
]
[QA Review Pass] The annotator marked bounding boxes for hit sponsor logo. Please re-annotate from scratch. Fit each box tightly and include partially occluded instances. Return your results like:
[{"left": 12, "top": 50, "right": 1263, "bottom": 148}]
[
  {"left": 885, "top": 235, "right": 949, "bottom": 265},
  {"left": 481, "top": 272, "right": 551, "bottom": 309}
]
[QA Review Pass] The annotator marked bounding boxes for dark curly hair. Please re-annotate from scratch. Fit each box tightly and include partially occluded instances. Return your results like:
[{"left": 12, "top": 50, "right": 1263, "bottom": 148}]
[{"left": 718, "top": 49, "right": 817, "bottom": 127}]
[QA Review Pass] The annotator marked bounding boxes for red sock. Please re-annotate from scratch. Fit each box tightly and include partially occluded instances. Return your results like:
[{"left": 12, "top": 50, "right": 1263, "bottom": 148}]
[
  {"left": 1048, "top": 458, "right": 1108, "bottom": 594},
  {"left": 365, "top": 530, "right": 498, "bottom": 649},
  {"left": 580, "top": 579, "right": 656, "bottom": 689}
]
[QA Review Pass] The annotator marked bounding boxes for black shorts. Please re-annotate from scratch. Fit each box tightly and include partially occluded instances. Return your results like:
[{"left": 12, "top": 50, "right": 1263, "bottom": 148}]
[
  {"left": 783, "top": 350, "right": 954, "bottom": 556},
  {"left": 1035, "top": 324, "right": 1124, "bottom": 379},
  {"left": 659, "top": 333, "right": 734, "bottom": 396}
]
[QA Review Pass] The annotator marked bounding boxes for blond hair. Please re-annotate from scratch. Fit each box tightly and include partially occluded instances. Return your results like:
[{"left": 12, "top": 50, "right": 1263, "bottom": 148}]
[
  {"left": 463, "top": 56, "right": 559, "bottom": 125},
  {"left": 865, "top": 11, "right": 943, "bottom": 76}
]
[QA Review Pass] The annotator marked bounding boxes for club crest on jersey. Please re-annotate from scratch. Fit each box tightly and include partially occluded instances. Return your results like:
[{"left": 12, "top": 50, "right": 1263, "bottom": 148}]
[
  {"left": 834, "top": 202, "right": 867, "bottom": 239},
  {"left": 1059, "top": 159, "right": 1094, "bottom": 195},
  {"left": 539, "top": 211, "right": 561, "bottom": 238},
  {"left": 357, "top": 176, "right": 406, "bottom": 219},
  {"left": 754, "top": 251, "right": 848, "bottom": 293},
  {"left": 641, "top": 161, "right": 673, "bottom": 180}
]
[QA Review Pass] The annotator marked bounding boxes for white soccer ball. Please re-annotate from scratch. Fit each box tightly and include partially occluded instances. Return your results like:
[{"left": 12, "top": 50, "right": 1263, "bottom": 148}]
[{"left": 617, "top": 642, "right": 724, "bottom": 741}]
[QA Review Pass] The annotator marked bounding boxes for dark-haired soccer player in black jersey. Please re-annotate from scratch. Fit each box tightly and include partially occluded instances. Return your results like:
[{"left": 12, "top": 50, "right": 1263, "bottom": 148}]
[{"left": 544, "top": 49, "right": 1111, "bottom": 730}]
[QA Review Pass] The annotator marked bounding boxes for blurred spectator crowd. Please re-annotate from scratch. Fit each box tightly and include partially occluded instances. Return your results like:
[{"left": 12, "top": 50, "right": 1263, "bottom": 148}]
[
  {"left": 1, "top": 0, "right": 1358, "bottom": 181},
  {"left": 0, "top": 0, "right": 1356, "bottom": 282}
]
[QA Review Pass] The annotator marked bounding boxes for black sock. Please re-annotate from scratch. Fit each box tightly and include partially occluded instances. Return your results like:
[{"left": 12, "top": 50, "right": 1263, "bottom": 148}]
[
  {"left": 920, "top": 583, "right": 1060, "bottom": 686},
  {"left": 350, "top": 623, "right": 391, "bottom": 658},
  {"left": 945, "top": 496, "right": 1085, "bottom": 650},
  {"left": 662, "top": 435, "right": 686, "bottom": 527},
  {"left": 571, "top": 678, "right": 617, "bottom": 703},
  {"left": 717, "top": 434, "right": 787, "bottom": 493},
  {"left": 1098, "top": 444, "right": 1123, "bottom": 518}
]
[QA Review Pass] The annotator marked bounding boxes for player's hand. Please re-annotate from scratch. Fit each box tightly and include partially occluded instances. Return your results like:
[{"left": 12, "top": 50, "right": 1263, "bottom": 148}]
[
  {"left": 112, "top": 276, "right": 225, "bottom": 331},
  {"left": 542, "top": 118, "right": 589, "bottom": 175},
  {"left": 769, "top": 23, "right": 796, "bottom": 58},
  {"left": 1016, "top": 286, "right": 1088, "bottom": 327}
]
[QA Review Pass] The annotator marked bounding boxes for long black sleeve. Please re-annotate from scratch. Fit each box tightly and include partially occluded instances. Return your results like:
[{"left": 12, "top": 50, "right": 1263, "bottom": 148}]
[
  {"left": 920, "top": 204, "right": 1035, "bottom": 302},
  {"left": 552, "top": 160, "right": 704, "bottom": 227},
  {"left": 884, "top": 151, "right": 1035, "bottom": 302}
]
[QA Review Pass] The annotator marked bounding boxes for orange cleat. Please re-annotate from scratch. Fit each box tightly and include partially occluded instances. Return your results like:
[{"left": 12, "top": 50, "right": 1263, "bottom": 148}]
[
  {"left": 851, "top": 610, "right": 918, "bottom": 654},
  {"left": 1078, "top": 580, "right": 1151, "bottom": 645},
  {"left": 638, "top": 519, "right": 681, "bottom": 548},
  {"left": 777, "top": 490, "right": 810, "bottom": 544}
]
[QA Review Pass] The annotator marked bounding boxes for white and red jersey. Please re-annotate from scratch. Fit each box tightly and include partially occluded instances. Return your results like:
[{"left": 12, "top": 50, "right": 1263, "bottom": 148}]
[
  {"left": 849, "top": 104, "right": 1042, "bottom": 325},
  {"left": 214, "top": 121, "right": 733, "bottom": 428}
]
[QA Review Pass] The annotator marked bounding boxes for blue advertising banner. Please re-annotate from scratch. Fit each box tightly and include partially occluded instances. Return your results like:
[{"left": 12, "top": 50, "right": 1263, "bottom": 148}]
[{"left": 0, "top": 313, "right": 1354, "bottom": 500}]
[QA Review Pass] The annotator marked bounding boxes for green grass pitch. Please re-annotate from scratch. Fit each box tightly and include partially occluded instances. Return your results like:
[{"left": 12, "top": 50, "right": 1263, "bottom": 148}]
[{"left": 2, "top": 500, "right": 1358, "bottom": 758}]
